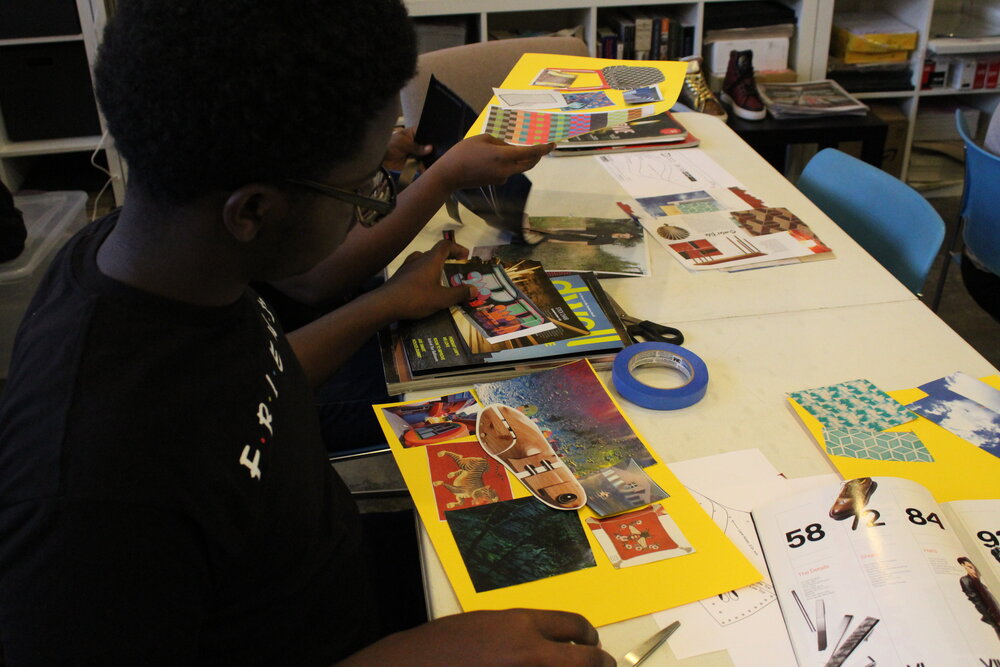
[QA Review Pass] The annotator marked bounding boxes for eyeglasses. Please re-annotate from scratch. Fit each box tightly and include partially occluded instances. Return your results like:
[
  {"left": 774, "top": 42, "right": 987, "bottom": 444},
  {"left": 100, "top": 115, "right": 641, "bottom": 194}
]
[{"left": 286, "top": 165, "right": 396, "bottom": 228}]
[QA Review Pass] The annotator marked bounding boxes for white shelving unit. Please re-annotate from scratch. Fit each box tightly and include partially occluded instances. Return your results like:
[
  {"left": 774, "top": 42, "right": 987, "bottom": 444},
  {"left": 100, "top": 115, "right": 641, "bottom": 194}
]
[
  {"left": 405, "top": 0, "right": 827, "bottom": 81},
  {"left": 0, "top": 0, "right": 125, "bottom": 204},
  {"left": 815, "top": 0, "right": 1000, "bottom": 188}
]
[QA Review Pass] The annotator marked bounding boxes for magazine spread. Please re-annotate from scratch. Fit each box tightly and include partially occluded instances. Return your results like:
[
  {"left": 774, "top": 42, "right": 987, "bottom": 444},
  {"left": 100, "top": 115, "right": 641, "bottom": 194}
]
[{"left": 753, "top": 476, "right": 1000, "bottom": 666}]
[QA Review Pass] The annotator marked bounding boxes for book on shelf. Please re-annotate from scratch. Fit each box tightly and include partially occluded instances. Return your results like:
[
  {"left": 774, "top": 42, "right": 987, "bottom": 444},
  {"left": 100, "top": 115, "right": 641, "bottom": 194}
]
[
  {"left": 757, "top": 79, "right": 869, "bottom": 119},
  {"left": 753, "top": 475, "right": 1000, "bottom": 664},
  {"left": 378, "top": 271, "right": 630, "bottom": 394},
  {"left": 552, "top": 111, "right": 692, "bottom": 154}
]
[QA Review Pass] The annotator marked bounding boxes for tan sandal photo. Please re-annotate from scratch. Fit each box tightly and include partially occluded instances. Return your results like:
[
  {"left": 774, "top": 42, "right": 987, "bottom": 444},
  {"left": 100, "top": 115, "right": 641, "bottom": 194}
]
[{"left": 476, "top": 404, "right": 587, "bottom": 510}]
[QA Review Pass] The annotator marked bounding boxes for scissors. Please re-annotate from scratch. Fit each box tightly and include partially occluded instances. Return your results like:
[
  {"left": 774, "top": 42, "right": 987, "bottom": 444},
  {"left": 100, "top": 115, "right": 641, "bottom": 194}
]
[
  {"left": 620, "top": 621, "right": 681, "bottom": 666},
  {"left": 607, "top": 294, "right": 684, "bottom": 346}
]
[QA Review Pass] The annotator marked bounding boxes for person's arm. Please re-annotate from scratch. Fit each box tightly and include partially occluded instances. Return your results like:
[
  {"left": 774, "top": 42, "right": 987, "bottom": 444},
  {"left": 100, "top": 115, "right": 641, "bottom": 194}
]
[
  {"left": 336, "top": 608, "right": 614, "bottom": 667},
  {"left": 285, "top": 239, "right": 473, "bottom": 388},
  {"left": 272, "top": 135, "right": 554, "bottom": 306}
]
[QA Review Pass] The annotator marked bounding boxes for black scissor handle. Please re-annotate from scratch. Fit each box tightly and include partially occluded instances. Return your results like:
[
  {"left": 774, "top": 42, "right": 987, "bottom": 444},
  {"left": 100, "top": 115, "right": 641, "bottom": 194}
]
[{"left": 628, "top": 319, "right": 684, "bottom": 345}]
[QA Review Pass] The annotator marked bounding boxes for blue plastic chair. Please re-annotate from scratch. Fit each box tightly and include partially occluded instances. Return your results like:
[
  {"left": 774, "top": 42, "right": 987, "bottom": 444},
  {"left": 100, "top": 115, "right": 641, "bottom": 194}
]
[
  {"left": 929, "top": 109, "right": 1000, "bottom": 310},
  {"left": 797, "top": 148, "right": 945, "bottom": 295}
]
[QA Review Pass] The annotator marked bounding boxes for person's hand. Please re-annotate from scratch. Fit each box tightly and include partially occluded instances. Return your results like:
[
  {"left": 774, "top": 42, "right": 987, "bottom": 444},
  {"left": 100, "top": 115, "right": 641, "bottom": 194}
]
[
  {"left": 383, "top": 126, "right": 432, "bottom": 171},
  {"left": 428, "top": 134, "right": 555, "bottom": 192},
  {"left": 337, "top": 608, "right": 614, "bottom": 667},
  {"left": 378, "top": 239, "right": 473, "bottom": 321}
]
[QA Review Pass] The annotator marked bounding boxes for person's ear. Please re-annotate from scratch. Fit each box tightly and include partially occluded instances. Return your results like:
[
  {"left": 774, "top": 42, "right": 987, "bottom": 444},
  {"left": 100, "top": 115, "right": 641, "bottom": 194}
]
[{"left": 221, "top": 184, "right": 287, "bottom": 243}]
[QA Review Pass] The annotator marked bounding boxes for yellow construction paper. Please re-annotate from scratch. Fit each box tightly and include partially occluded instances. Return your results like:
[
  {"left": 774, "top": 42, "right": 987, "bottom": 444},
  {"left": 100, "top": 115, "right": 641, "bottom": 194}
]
[
  {"left": 788, "top": 375, "right": 1000, "bottom": 503},
  {"left": 373, "top": 365, "right": 760, "bottom": 629},
  {"left": 465, "top": 53, "right": 688, "bottom": 141}
]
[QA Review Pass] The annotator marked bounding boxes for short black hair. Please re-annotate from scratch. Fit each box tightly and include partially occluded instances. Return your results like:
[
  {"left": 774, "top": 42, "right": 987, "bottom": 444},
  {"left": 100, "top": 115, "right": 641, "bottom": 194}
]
[{"left": 95, "top": 0, "right": 416, "bottom": 202}]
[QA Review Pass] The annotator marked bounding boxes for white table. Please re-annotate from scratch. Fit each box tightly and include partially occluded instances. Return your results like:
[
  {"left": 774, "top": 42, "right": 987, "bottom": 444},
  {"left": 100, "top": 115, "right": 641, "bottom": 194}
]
[{"left": 392, "top": 113, "right": 999, "bottom": 665}]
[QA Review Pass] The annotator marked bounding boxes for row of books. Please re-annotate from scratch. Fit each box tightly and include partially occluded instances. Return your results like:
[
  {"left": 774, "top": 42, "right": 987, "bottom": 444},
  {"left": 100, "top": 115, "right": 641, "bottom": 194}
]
[
  {"left": 597, "top": 9, "right": 694, "bottom": 61},
  {"left": 922, "top": 52, "right": 1000, "bottom": 91}
]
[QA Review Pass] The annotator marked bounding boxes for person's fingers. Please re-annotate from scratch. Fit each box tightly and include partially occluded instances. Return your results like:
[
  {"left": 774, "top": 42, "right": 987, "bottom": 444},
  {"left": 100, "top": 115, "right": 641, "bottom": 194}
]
[
  {"left": 526, "top": 609, "right": 602, "bottom": 647},
  {"left": 446, "top": 242, "right": 470, "bottom": 260},
  {"left": 544, "top": 642, "right": 616, "bottom": 667}
]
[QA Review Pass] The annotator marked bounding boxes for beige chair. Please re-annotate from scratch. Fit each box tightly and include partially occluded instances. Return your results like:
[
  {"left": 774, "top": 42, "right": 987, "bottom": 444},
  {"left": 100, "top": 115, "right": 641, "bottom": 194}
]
[{"left": 399, "top": 36, "right": 590, "bottom": 127}]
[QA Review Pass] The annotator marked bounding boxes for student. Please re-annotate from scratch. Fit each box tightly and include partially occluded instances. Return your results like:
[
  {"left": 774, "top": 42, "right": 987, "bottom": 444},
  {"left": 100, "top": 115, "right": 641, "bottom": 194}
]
[
  {"left": 0, "top": 180, "right": 25, "bottom": 262},
  {"left": 0, "top": 1, "right": 612, "bottom": 665},
  {"left": 256, "top": 128, "right": 550, "bottom": 454}
]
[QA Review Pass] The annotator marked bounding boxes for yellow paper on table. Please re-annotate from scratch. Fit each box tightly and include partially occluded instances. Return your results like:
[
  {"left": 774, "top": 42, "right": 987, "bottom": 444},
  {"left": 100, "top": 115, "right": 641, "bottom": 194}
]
[
  {"left": 373, "top": 363, "right": 760, "bottom": 628},
  {"left": 465, "top": 53, "right": 688, "bottom": 145},
  {"left": 788, "top": 375, "right": 1000, "bottom": 503}
]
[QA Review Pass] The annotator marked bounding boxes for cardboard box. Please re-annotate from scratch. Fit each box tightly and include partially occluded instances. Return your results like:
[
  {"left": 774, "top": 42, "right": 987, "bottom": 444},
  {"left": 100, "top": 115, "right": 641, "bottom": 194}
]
[
  {"left": 868, "top": 103, "right": 909, "bottom": 178},
  {"left": 831, "top": 12, "right": 918, "bottom": 54},
  {"left": 704, "top": 36, "right": 789, "bottom": 75},
  {"left": 0, "top": 191, "right": 87, "bottom": 377}
]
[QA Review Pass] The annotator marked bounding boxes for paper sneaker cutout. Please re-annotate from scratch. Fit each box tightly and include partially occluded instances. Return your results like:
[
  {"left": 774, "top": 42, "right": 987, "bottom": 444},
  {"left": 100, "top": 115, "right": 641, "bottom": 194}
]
[{"left": 476, "top": 403, "right": 587, "bottom": 510}]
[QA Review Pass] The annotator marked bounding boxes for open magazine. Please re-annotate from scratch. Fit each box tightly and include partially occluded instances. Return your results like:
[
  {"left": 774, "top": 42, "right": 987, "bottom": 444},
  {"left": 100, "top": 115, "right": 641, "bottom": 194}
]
[{"left": 753, "top": 476, "right": 1000, "bottom": 666}]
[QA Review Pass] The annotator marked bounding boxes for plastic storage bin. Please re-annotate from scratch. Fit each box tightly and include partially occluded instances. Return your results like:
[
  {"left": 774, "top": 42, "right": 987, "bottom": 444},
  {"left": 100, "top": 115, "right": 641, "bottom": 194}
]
[{"left": 1, "top": 191, "right": 87, "bottom": 378}]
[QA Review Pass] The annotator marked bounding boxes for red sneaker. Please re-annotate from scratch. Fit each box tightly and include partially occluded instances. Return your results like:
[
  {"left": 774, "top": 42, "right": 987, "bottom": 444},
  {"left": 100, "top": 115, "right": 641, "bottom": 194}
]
[{"left": 721, "top": 50, "right": 766, "bottom": 121}]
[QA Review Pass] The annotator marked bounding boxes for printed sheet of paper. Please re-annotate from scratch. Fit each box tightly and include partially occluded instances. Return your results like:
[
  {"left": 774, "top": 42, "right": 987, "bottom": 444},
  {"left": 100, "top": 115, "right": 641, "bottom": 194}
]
[
  {"left": 473, "top": 209, "right": 651, "bottom": 277},
  {"left": 595, "top": 150, "right": 830, "bottom": 271},
  {"left": 652, "top": 450, "right": 837, "bottom": 666},
  {"left": 906, "top": 372, "right": 1000, "bottom": 459},
  {"left": 373, "top": 361, "right": 761, "bottom": 628},
  {"left": 481, "top": 104, "right": 656, "bottom": 145},
  {"left": 596, "top": 149, "right": 744, "bottom": 198},
  {"left": 492, "top": 88, "right": 568, "bottom": 110}
]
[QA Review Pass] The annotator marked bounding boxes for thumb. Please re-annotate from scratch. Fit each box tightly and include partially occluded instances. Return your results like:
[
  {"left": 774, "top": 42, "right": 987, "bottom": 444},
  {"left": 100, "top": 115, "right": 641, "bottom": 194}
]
[
  {"left": 418, "top": 144, "right": 433, "bottom": 155},
  {"left": 448, "top": 283, "right": 477, "bottom": 305}
]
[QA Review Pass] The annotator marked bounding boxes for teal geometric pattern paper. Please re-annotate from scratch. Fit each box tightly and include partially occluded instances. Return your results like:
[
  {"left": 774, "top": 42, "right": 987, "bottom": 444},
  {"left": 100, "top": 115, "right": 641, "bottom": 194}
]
[
  {"left": 789, "top": 378, "right": 916, "bottom": 431},
  {"left": 823, "top": 427, "right": 934, "bottom": 462}
]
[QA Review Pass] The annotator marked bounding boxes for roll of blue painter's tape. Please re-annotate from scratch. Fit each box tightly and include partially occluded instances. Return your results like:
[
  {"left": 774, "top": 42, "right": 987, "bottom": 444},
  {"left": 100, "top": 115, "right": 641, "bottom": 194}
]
[{"left": 612, "top": 342, "right": 709, "bottom": 410}]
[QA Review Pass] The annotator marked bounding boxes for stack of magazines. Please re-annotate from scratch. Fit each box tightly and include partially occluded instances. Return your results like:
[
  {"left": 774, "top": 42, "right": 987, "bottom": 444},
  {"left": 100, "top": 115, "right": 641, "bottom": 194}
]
[{"left": 757, "top": 79, "right": 869, "bottom": 119}]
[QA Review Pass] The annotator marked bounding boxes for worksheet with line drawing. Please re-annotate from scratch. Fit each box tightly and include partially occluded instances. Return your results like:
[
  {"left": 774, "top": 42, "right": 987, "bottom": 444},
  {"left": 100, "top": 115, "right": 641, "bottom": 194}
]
[{"left": 595, "top": 149, "right": 743, "bottom": 198}]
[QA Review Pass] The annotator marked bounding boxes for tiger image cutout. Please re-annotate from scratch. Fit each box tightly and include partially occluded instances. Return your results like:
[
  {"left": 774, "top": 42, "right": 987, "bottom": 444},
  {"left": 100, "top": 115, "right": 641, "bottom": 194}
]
[{"left": 427, "top": 441, "right": 513, "bottom": 520}]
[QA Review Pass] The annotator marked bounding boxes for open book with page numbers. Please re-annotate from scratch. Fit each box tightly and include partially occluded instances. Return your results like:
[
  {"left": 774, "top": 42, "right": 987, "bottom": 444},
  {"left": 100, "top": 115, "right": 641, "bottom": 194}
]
[{"left": 752, "top": 475, "right": 1000, "bottom": 666}]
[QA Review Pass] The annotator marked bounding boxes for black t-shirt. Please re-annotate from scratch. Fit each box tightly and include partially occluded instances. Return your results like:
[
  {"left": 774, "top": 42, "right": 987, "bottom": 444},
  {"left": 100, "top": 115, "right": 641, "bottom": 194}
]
[
  {"left": 0, "top": 181, "right": 25, "bottom": 263},
  {"left": 0, "top": 213, "right": 378, "bottom": 664}
]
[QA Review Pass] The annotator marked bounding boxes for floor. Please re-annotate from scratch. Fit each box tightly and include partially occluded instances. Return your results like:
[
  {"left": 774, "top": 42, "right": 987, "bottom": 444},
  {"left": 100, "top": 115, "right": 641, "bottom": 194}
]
[{"left": 2, "top": 194, "right": 997, "bottom": 514}]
